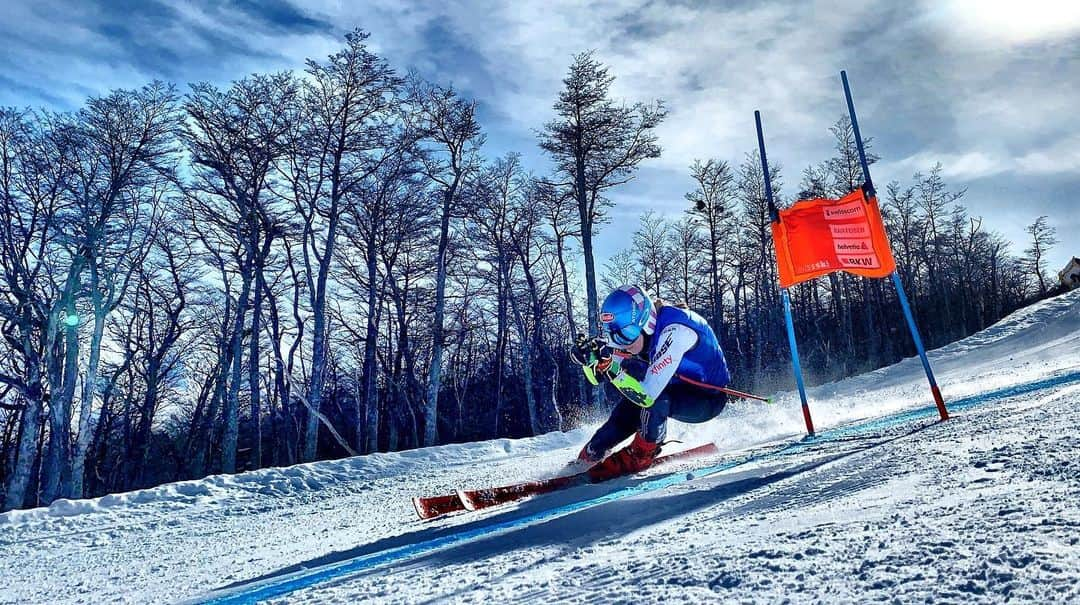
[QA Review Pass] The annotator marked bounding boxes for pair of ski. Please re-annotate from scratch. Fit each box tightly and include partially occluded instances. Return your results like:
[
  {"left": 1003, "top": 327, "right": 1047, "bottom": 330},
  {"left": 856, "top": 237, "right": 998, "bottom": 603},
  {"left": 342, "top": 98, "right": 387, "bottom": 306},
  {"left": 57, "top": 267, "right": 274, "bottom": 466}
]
[{"left": 412, "top": 442, "right": 719, "bottom": 520}]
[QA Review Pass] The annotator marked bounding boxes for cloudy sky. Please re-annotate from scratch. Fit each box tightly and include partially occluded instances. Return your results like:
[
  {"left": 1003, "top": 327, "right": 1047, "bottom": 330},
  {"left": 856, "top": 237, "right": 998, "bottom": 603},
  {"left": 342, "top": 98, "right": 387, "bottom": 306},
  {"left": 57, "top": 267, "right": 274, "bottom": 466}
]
[{"left": 2, "top": 0, "right": 1076, "bottom": 273}]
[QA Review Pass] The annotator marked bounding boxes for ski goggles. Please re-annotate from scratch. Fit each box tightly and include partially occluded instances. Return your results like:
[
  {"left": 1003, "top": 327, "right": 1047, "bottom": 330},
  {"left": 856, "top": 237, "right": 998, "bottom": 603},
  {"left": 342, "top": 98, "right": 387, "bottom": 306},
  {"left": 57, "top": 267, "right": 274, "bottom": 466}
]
[{"left": 604, "top": 323, "right": 642, "bottom": 348}]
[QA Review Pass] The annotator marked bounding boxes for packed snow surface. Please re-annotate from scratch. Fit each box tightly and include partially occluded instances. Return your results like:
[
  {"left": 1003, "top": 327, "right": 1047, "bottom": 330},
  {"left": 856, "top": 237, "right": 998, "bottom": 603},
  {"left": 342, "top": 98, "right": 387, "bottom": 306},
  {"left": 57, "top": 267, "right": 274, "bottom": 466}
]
[{"left": 2, "top": 289, "right": 1079, "bottom": 604}]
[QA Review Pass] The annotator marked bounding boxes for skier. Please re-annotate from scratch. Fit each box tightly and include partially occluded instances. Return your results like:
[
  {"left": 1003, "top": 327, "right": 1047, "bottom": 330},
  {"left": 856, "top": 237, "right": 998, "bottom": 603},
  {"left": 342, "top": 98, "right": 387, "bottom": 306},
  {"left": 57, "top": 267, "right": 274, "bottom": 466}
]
[{"left": 569, "top": 285, "right": 731, "bottom": 480}]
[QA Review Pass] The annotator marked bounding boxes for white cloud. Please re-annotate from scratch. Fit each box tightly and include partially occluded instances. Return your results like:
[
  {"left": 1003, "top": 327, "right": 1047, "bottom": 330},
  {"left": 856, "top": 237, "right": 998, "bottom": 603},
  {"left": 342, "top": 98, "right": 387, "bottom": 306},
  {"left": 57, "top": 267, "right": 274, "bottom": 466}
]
[
  {"left": 1015, "top": 136, "right": 1080, "bottom": 175},
  {"left": 0, "top": 0, "right": 346, "bottom": 109},
  {"left": 928, "top": 0, "right": 1080, "bottom": 45},
  {"left": 880, "top": 150, "right": 1011, "bottom": 181},
  {"left": 881, "top": 136, "right": 1080, "bottom": 182},
  {"left": 395, "top": 0, "right": 891, "bottom": 173}
]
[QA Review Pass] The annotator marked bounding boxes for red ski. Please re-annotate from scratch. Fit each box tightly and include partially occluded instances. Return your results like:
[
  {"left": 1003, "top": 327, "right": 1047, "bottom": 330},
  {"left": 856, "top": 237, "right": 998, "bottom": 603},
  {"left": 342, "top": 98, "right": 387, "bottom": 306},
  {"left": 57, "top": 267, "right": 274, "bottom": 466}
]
[
  {"left": 454, "top": 442, "right": 719, "bottom": 515},
  {"left": 412, "top": 492, "right": 467, "bottom": 520},
  {"left": 412, "top": 443, "right": 719, "bottom": 520}
]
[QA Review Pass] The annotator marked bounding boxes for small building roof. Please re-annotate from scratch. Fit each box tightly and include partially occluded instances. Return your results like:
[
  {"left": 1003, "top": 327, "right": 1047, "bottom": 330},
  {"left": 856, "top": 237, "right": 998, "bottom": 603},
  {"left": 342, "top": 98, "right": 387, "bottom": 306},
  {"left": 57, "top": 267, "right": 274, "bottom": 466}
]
[{"left": 1060, "top": 257, "right": 1080, "bottom": 281}]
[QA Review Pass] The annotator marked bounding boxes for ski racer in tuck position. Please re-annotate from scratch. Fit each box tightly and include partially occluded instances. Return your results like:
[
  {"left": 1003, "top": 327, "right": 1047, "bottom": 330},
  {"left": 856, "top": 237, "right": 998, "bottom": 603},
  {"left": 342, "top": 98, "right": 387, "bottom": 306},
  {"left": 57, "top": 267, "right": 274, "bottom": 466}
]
[{"left": 569, "top": 285, "right": 732, "bottom": 481}]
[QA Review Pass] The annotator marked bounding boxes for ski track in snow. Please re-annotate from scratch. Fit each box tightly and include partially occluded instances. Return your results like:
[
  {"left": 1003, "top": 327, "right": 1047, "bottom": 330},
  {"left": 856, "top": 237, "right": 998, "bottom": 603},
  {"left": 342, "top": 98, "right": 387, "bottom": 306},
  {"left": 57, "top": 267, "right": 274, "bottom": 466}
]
[
  {"left": 285, "top": 384, "right": 1080, "bottom": 605},
  {"left": 1, "top": 289, "right": 1078, "bottom": 604}
]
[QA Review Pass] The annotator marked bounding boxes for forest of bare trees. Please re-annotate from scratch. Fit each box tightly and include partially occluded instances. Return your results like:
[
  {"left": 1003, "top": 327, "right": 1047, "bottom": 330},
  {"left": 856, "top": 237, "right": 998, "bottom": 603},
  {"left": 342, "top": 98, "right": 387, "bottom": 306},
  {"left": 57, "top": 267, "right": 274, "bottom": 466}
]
[{"left": 0, "top": 31, "right": 1059, "bottom": 511}]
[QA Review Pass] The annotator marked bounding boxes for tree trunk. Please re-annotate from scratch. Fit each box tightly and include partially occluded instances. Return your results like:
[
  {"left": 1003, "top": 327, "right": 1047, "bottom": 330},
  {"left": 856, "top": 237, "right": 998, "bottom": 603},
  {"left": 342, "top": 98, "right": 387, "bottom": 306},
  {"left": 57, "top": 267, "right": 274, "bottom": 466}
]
[
  {"left": 522, "top": 253, "right": 561, "bottom": 432},
  {"left": 130, "top": 358, "right": 161, "bottom": 489},
  {"left": 302, "top": 179, "right": 342, "bottom": 461},
  {"left": 222, "top": 272, "right": 251, "bottom": 474},
  {"left": 363, "top": 234, "right": 381, "bottom": 454},
  {"left": 43, "top": 295, "right": 80, "bottom": 503},
  {"left": 262, "top": 277, "right": 294, "bottom": 467},
  {"left": 555, "top": 235, "right": 587, "bottom": 413},
  {"left": 509, "top": 291, "right": 540, "bottom": 435},
  {"left": 248, "top": 266, "right": 264, "bottom": 469},
  {"left": 576, "top": 164, "right": 602, "bottom": 413},
  {"left": 303, "top": 289, "right": 327, "bottom": 461},
  {"left": 709, "top": 228, "right": 724, "bottom": 340},
  {"left": 4, "top": 355, "right": 44, "bottom": 510},
  {"left": 424, "top": 186, "right": 456, "bottom": 446},
  {"left": 71, "top": 285, "right": 106, "bottom": 498},
  {"left": 493, "top": 259, "right": 508, "bottom": 436}
]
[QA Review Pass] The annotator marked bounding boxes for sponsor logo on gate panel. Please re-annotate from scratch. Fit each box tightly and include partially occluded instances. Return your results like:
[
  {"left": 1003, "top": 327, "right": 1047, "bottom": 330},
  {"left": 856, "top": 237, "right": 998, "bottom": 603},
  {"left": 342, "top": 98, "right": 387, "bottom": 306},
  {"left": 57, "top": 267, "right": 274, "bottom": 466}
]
[
  {"left": 833, "top": 238, "right": 874, "bottom": 254},
  {"left": 822, "top": 199, "right": 866, "bottom": 221},
  {"left": 838, "top": 254, "right": 880, "bottom": 269},
  {"left": 829, "top": 223, "right": 871, "bottom": 238},
  {"left": 797, "top": 259, "right": 833, "bottom": 274}
]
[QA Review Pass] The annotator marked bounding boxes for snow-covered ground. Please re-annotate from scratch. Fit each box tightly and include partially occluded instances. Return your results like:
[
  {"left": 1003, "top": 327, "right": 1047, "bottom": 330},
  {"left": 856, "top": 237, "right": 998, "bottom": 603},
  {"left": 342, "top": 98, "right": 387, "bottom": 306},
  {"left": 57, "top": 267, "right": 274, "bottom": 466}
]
[{"left": 2, "top": 289, "right": 1079, "bottom": 604}]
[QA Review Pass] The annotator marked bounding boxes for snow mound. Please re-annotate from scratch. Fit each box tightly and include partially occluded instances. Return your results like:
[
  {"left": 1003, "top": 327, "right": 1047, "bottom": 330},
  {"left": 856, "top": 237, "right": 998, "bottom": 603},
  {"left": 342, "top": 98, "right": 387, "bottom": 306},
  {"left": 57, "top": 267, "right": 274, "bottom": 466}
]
[
  {"left": 0, "top": 426, "right": 589, "bottom": 525},
  {"left": 939, "top": 287, "right": 1080, "bottom": 354}
]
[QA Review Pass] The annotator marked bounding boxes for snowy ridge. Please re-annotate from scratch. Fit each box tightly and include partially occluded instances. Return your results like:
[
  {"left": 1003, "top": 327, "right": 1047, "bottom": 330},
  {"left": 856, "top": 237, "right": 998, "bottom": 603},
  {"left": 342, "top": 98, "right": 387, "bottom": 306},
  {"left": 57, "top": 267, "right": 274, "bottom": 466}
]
[
  {"left": 1, "top": 289, "right": 1078, "bottom": 604},
  {"left": 783, "top": 289, "right": 1076, "bottom": 421},
  {"left": 0, "top": 428, "right": 591, "bottom": 526}
]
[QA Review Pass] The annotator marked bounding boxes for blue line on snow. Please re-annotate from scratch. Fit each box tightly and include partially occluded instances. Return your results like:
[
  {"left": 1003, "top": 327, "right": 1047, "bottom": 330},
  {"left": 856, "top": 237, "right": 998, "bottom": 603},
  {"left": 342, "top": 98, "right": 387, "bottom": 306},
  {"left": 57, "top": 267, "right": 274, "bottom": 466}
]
[{"left": 200, "top": 370, "right": 1080, "bottom": 604}]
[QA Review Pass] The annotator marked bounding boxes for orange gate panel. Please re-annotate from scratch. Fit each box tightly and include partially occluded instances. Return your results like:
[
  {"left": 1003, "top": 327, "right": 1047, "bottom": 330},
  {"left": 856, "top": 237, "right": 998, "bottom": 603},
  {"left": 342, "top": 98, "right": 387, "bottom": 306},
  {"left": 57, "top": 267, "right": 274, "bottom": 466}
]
[{"left": 771, "top": 188, "right": 896, "bottom": 288}]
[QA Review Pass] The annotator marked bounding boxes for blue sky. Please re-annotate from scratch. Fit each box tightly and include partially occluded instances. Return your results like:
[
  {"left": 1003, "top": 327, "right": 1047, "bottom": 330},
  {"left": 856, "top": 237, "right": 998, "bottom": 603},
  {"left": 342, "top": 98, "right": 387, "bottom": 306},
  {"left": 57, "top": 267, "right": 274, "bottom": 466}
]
[{"left": 3, "top": 0, "right": 1076, "bottom": 274}]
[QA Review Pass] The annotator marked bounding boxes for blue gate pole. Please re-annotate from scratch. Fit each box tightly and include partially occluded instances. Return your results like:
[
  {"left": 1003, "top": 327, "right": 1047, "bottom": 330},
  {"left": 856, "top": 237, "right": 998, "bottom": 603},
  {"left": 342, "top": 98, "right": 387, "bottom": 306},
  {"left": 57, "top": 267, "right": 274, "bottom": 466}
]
[
  {"left": 781, "top": 288, "right": 815, "bottom": 435},
  {"left": 841, "top": 70, "right": 875, "bottom": 197},
  {"left": 842, "top": 70, "right": 949, "bottom": 421},
  {"left": 757, "top": 110, "right": 815, "bottom": 436},
  {"left": 891, "top": 272, "right": 949, "bottom": 420}
]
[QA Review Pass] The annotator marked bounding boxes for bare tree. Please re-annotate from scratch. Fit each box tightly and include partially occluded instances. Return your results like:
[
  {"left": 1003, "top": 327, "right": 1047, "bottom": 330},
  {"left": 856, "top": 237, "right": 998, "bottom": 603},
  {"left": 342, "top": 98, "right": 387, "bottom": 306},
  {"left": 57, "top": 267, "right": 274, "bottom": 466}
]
[
  {"left": 601, "top": 249, "right": 638, "bottom": 293},
  {"left": 63, "top": 85, "right": 180, "bottom": 498},
  {"left": 508, "top": 180, "right": 567, "bottom": 432},
  {"left": 408, "top": 78, "right": 484, "bottom": 447},
  {"left": 123, "top": 219, "right": 197, "bottom": 489},
  {"left": 467, "top": 155, "right": 523, "bottom": 434},
  {"left": 538, "top": 51, "right": 666, "bottom": 346},
  {"left": 1023, "top": 216, "right": 1058, "bottom": 295},
  {"left": 374, "top": 184, "right": 437, "bottom": 447},
  {"left": 536, "top": 182, "right": 588, "bottom": 410},
  {"left": 633, "top": 211, "right": 675, "bottom": 298},
  {"left": 337, "top": 150, "right": 423, "bottom": 452},
  {"left": 737, "top": 149, "right": 783, "bottom": 378},
  {"left": 0, "top": 109, "right": 69, "bottom": 509},
  {"left": 914, "top": 164, "right": 966, "bottom": 335},
  {"left": 183, "top": 73, "right": 297, "bottom": 473},
  {"left": 686, "top": 159, "right": 735, "bottom": 337},
  {"left": 277, "top": 30, "right": 405, "bottom": 460},
  {"left": 47, "top": 83, "right": 179, "bottom": 501},
  {"left": 668, "top": 216, "right": 709, "bottom": 306}
]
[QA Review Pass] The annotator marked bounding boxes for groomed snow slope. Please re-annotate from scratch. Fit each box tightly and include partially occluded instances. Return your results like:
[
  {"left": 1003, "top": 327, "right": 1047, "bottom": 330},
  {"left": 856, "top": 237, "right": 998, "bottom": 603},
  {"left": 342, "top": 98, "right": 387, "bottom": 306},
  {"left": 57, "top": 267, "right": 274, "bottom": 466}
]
[{"left": 2, "top": 289, "right": 1078, "bottom": 604}]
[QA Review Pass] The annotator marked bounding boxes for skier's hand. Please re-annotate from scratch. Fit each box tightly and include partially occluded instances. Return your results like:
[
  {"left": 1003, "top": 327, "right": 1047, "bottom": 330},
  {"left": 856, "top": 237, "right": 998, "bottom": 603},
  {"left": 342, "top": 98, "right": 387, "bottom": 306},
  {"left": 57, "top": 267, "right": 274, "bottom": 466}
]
[
  {"left": 569, "top": 334, "right": 608, "bottom": 365},
  {"left": 570, "top": 334, "right": 615, "bottom": 384},
  {"left": 568, "top": 333, "right": 592, "bottom": 366}
]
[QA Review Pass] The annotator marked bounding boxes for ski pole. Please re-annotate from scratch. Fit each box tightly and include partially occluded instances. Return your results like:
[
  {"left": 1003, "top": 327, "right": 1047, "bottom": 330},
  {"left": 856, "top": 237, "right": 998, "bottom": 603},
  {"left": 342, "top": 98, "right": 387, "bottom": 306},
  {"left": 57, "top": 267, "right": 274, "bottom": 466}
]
[
  {"left": 673, "top": 373, "right": 773, "bottom": 403},
  {"left": 718, "top": 386, "right": 772, "bottom": 403}
]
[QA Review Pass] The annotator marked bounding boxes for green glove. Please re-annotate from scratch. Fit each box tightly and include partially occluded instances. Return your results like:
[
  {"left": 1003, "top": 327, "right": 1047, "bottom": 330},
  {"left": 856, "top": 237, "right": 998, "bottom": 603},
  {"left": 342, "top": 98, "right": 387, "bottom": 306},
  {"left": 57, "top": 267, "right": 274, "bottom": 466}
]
[
  {"left": 569, "top": 334, "right": 617, "bottom": 386},
  {"left": 568, "top": 334, "right": 655, "bottom": 407}
]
